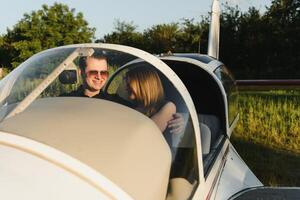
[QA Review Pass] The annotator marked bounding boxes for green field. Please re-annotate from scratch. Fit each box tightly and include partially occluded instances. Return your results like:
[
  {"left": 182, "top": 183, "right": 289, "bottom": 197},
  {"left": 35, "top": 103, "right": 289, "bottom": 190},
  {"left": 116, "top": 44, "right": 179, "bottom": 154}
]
[{"left": 231, "top": 89, "right": 300, "bottom": 186}]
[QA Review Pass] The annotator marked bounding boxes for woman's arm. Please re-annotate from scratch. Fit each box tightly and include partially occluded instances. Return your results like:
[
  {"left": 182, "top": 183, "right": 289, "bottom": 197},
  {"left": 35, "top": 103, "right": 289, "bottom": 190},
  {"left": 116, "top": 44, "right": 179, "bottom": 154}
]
[{"left": 151, "top": 101, "right": 176, "bottom": 132}]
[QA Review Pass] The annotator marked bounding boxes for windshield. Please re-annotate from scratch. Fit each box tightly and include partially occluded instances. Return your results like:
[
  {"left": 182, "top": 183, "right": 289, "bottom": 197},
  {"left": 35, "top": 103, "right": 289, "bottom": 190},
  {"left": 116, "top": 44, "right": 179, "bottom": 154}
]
[
  {"left": 0, "top": 46, "right": 138, "bottom": 120},
  {"left": 214, "top": 65, "right": 238, "bottom": 126},
  {"left": 0, "top": 47, "right": 77, "bottom": 120}
]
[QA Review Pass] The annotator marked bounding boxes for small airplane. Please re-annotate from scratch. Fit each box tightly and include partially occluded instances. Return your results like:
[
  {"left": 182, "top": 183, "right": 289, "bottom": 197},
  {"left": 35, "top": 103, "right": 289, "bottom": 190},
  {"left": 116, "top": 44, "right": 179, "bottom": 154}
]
[{"left": 0, "top": 0, "right": 299, "bottom": 200}]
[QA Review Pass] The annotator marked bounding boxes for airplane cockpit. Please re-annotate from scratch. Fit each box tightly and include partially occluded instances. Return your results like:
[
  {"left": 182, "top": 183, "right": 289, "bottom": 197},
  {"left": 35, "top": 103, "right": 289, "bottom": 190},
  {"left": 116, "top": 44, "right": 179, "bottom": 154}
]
[
  {"left": 159, "top": 54, "right": 239, "bottom": 173},
  {"left": 0, "top": 44, "right": 247, "bottom": 200}
]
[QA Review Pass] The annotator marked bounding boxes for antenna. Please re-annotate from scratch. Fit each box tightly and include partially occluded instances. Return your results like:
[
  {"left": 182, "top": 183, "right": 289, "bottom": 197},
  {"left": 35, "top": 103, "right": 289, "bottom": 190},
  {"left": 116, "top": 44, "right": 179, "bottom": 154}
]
[{"left": 208, "top": 0, "right": 221, "bottom": 59}]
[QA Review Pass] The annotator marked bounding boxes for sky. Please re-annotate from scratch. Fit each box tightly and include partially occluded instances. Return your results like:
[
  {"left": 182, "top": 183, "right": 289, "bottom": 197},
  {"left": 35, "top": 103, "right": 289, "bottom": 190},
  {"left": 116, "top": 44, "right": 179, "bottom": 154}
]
[{"left": 0, "top": 0, "right": 271, "bottom": 39}]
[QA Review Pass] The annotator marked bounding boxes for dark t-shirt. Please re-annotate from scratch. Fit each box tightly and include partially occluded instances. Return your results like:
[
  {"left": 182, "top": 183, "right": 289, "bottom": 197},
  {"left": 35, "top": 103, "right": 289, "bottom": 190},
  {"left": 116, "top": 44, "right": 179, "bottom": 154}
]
[{"left": 61, "top": 86, "right": 133, "bottom": 108}]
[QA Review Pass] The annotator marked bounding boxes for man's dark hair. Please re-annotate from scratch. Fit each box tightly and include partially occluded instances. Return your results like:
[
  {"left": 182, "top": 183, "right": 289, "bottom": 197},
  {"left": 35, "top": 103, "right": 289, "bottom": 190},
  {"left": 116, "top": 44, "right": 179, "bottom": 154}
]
[{"left": 78, "top": 53, "right": 108, "bottom": 71}]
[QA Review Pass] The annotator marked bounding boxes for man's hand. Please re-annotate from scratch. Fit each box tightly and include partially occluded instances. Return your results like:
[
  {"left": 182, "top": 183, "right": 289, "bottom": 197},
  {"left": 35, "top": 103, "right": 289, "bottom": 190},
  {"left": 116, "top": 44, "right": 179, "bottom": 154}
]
[{"left": 168, "top": 113, "right": 185, "bottom": 134}]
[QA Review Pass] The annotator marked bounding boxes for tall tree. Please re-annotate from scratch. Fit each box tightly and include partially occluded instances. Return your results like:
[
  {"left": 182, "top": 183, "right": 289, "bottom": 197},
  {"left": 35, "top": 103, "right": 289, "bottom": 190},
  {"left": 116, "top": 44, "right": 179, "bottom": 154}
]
[
  {"left": 143, "top": 23, "right": 180, "bottom": 53},
  {"left": 102, "top": 20, "right": 144, "bottom": 50},
  {"left": 220, "top": 0, "right": 300, "bottom": 79},
  {"left": 102, "top": 19, "right": 204, "bottom": 54},
  {"left": 176, "top": 18, "right": 203, "bottom": 53},
  {"left": 263, "top": 0, "right": 300, "bottom": 78},
  {"left": 0, "top": 3, "right": 95, "bottom": 69}
]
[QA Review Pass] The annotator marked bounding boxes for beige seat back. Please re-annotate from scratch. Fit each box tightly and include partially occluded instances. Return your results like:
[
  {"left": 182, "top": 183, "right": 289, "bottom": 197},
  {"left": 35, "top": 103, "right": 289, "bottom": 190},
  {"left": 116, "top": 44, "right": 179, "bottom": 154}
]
[{"left": 166, "top": 178, "right": 197, "bottom": 200}]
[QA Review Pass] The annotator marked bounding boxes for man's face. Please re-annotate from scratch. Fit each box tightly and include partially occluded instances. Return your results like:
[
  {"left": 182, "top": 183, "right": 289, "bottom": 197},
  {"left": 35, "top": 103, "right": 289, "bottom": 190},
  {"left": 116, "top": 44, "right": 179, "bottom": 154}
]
[{"left": 84, "top": 57, "right": 109, "bottom": 92}]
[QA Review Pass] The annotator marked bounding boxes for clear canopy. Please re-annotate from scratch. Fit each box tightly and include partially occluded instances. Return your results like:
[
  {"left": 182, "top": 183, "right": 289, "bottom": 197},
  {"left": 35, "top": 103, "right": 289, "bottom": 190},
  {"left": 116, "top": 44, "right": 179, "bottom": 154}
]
[{"left": 0, "top": 44, "right": 200, "bottom": 199}]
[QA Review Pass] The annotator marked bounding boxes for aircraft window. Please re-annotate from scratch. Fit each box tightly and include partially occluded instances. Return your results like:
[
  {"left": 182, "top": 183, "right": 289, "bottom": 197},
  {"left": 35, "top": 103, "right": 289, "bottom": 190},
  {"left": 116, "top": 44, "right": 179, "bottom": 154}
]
[
  {"left": 0, "top": 48, "right": 76, "bottom": 121},
  {"left": 106, "top": 63, "right": 199, "bottom": 200},
  {"left": 214, "top": 65, "right": 238, "bottom": 126},
  {"left": 6, "top": 48, "right": 76, "bottom": 102},
  {"left": 2, "top": 46, "right": 200, "bottom": 199},
  {"left": 161, "top": 59, "right": 226, "bottom": 175},
  {"left": 38, "top": 48, "right": 139, "bottom": 100}
]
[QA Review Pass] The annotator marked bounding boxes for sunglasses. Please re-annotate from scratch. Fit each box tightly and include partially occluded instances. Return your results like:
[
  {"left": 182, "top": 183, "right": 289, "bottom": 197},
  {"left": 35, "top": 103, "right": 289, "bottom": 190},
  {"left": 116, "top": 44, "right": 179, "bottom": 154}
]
[{"left": 86, "top": 70, "right": 109, "bottom": 77}]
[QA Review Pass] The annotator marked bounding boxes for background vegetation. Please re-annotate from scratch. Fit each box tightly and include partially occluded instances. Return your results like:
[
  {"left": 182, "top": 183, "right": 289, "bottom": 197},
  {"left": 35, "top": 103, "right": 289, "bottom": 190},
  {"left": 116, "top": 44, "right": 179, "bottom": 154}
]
[
  {"left": 100, "top": 0, "right": 300, "bottom": 79},
  {"left": 0, "top": 3, "right": 95, "bottom": 69},
  {"left": 232, "top": 89, "right": 300, "bottom": 186},
  {"left": 0, "top": 0, "right": 299, "bottom": 79},
  {"left": 0, "top": 0, "right": 299, "bottom": 186}
]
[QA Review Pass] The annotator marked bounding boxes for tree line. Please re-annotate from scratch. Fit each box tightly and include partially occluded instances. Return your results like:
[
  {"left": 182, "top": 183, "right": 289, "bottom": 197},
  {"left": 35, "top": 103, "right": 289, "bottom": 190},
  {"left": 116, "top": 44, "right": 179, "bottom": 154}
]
[{"left": 0, "top": 0, "right": 299, "bottom": 79}]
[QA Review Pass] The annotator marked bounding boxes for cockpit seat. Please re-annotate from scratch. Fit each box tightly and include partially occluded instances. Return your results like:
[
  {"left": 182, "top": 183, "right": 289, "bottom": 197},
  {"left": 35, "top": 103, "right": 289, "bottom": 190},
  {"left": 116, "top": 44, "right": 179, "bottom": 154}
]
[
  {"left": 166, "top": 178, "right": 197, "bottom": 200},
  {"left": 198, "top": 114, "right": 221, "bottom": 146},
  {"left": 58, "top": 70, "right": 78, "bottom": 84},
  {"left": 199, "top": 123, "right": 211, "bottom": 157},
  {"left": 198, "top": 114, "right": 224, "bottom": 172}
]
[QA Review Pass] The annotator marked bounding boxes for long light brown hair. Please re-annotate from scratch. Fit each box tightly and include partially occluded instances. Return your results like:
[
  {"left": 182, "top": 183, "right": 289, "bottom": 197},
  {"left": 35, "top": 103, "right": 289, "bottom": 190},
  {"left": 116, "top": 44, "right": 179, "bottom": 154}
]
[{"left": 126, "top": 67, "right": 164, "bottom": 116}]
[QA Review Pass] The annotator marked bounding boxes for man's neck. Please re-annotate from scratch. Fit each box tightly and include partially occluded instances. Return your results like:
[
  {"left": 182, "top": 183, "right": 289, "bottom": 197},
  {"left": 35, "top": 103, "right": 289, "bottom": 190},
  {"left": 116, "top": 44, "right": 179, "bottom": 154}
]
[{"left": 84, "top": 89, "right": 100, "bottom": 97}]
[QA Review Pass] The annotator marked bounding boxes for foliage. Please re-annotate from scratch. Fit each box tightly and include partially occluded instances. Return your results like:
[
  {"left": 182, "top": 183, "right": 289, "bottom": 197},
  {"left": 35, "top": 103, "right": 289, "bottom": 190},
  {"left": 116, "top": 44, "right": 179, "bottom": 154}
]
[
  {"left": 143, "top": 23, "right": 180, "bottom": 53},
  {"left": 101, "top": 0, "right": 300, "bottom": 79},
  {"left": 1, "top": 0, "right": 299, "bottom": 79},
  {"left": 232, "top": 138, "right": 300, "bottom": 186},
  {"left": 263, "top": 0, "right": 300, "bottom": 78},
  {"left": 232, "top": 89, "right": 300, "bottom": 186},
  {"left": 101, "top": 20, "right": 144, "bottom": 50},
  {"left": 0, "top": 3, "right": 95, "bottom": 69},
  {"left": 103, "top": 19, "right": 204, "bottom": 54},
  {"left": 168, "top": 18, "right": 203, "bottom": 53},
  {"left": 219, "top": 0, "right": 300, "bottom": 79},
  {"left": 234, "top": 90, "right": 300, "bottom": 153},
  {"left": 231, "top": 89, "right": 300, "bottom": 186}
]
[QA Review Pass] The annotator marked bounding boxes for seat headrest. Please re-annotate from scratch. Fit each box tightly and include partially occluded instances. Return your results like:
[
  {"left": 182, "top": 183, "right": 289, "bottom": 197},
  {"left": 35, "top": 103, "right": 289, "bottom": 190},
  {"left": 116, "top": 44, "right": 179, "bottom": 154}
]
[
  {"left": 200, "top": 123, "right": 211, "bottom": 155},
  {"left": 59, "top": 70, "right": 78, "bottom": 84}
]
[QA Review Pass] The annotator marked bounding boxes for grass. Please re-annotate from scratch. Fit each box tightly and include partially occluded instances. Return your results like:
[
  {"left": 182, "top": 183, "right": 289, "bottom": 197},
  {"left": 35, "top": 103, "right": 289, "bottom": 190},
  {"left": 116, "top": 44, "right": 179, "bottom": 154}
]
[
  {"left": 231, "top": 89, "right": 300, "bottom": 186},
  {"left": 232, "top": 138, "right": 300, "bottom": 186}
]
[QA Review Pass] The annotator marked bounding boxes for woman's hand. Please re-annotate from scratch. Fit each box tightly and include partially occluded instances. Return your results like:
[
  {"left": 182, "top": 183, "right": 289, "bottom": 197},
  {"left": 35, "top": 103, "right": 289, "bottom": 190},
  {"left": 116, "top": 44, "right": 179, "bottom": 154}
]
[{"left": 168, "top": 113, "right": 184, "bottom": 134}]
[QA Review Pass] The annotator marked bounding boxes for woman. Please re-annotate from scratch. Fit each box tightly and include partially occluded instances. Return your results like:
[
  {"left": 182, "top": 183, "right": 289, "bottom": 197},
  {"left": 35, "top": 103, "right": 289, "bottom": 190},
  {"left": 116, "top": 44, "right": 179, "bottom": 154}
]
[{"left": 125, "top": 67, "right": 176, "bottom": 133}]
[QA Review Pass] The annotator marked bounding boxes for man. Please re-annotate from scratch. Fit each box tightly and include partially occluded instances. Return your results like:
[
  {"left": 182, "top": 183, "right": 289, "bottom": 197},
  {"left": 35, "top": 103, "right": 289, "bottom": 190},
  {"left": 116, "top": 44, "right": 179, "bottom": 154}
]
[
  {"left": 64, "top": 54, "right": 183, "bottom": 133},
  {"left": 64, "top": 54, "right": 110, "bottom": 98}
]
